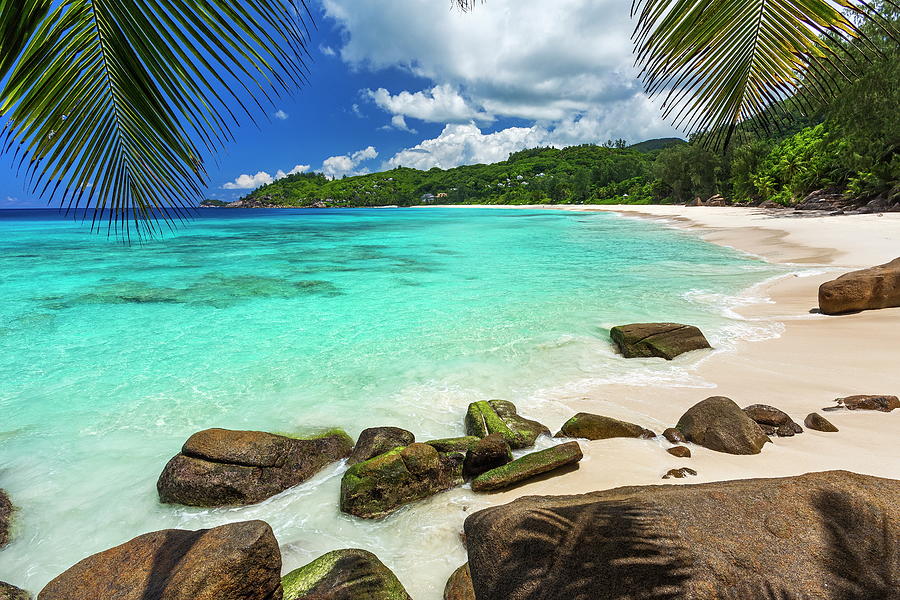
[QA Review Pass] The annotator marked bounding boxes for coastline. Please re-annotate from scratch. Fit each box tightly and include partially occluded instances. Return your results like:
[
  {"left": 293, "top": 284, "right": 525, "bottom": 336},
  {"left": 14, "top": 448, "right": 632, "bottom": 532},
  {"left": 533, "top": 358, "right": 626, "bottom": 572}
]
[{"left": 438, "top": 204, "right": 900, "bottom": 505}]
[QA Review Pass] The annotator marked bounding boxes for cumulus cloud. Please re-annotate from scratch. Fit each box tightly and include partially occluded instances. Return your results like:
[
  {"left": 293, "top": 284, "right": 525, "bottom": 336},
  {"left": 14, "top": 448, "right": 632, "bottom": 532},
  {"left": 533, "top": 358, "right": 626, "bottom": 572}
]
[
  {"left": 275, "top": 164, "right": 311, "bottom": 179},
  {"left": 322, "top": 0, "right": 682, "bottom": 141},
  {"left": 367, "top": 84, "right": 493, "bottom": 124},
  {"left": 386, "top": 97, "right": 673, "bottom": 170},
  {"left": 322, "top": 146, "right": 379, "bottom": 179},
  {"left": 274, "top": 109, "right": 289, "bottom": 120},
  {"left": 223, "top": 164, "right": 310, "bottom": 190},
  {"left": 389, "top": 115, "right": 417, "bottom": 133},
  {"left": 222, "top": 171, "right": 275, "bottom": 190}
]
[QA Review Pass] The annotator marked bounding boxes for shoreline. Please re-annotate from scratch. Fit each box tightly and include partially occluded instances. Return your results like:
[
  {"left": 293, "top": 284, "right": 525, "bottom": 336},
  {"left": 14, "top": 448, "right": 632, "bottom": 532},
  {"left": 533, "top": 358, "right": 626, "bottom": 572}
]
[{"left": 438, "top": 204, "right": 900, "bottom": 504}]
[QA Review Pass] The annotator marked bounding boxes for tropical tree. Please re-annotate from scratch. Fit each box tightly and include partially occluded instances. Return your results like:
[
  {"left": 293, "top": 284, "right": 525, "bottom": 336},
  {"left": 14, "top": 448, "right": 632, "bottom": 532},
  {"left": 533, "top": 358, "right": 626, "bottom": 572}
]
[
  {"left": 1, "top": 0, "right": 895, "bottom": 233},
  {"left": 0, "top": 0, "right": 311, "bottom": 236}
]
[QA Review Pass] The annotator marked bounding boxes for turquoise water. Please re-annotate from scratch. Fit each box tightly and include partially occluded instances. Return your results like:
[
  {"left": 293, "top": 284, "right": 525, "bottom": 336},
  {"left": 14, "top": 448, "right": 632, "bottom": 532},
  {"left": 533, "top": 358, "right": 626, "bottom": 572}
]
[{"left": 0, "top": 207, "right": 781, "bottom": 596}]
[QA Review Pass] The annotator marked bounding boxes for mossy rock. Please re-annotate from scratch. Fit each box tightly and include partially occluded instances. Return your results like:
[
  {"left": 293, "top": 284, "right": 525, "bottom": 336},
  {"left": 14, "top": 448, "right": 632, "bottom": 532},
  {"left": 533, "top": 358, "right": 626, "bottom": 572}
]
[
  {"left": 464, "top": 400, "right": 549, "bottom": 450},
  {"left": 425, "top": 436, "right": 481, "bottom": 453},
  {"left": 340, "top": 444, "right": 460, "bottom": 519},
  {"left": 349, "top": 427, "right": 415, "bottom": 466},
  {"left": 157, "top": 428, "right": 353, "bottom": 507},
  {"left": 443, "top": 563, "right": 475, "bottom": 600},
  {"left": 471, "top": 442, "right": 583, "bottom": 492},
  {"left": 282, "top": 549, "right": 412, "bottom": 600},
  {"left": 556, "top": 413, "right": 656, "bottom": 440},
  {"left": 610, "top": 323, "right": 711, "bottom": 360}
]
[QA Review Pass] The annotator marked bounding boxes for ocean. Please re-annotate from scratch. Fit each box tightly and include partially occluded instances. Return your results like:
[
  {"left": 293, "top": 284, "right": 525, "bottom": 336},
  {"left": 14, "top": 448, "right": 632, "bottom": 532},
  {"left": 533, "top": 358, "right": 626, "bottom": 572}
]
[{"left": 0, "top": 206, "right": 784, "bottom": 596}]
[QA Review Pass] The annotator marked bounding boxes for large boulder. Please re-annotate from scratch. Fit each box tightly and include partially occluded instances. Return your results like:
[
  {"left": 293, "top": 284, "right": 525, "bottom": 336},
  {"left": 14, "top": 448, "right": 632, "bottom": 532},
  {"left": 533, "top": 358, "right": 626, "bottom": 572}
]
[
  {"left": 676, "top": 397, "right": 770, "bottom": 455},
  {"left": 818, "top": 258, "right": 900, "bottom": 315},
  {"left": 556, "top": 413, "right": 655, "bottom": 440},
  {"left": 742, "top": 404, "right": 803, "bottom": 436},
  {"left": 348, "top": 427, "right": 415, "bottom": 465},
  {"left": 610, "top": 323, "right": 711, "bottom": 360},
  {"left": 340, "top": 443, "right": 461, "bottom": 519},
  {"left": 0, "top": 490, "right": 11, "bottom": 548},
  {"left": 465, "top": 400, "right": 549, "bottom": 449},
  {"left": 158, "top": 429, "right": 353, "bottom": 507},
  {"left": 463, "top": 434, "right": 513, "bottom": 480},
  {"left": 471, "top": 442, "right": 583, "bottom": 493},
  {"left": 464, "top": 471, "right": 900, "bottom": 600},
  {"left": 829, "top": 394, "right": 900, "bottom": 412},
  {"left": 281, "top": 549, "right": 411, "bottom": 600},
  {"left": 38, "top": 521, "right": 282, "bottom": 600},
  {"left": 444, "top": 564, "right": 475, "bottom": 600},
  {"left": 1, "top": 582, "right": 30, "bottom": 600},
  {"left": 425, "top": 436, "right": 482, "bottom": 453}
]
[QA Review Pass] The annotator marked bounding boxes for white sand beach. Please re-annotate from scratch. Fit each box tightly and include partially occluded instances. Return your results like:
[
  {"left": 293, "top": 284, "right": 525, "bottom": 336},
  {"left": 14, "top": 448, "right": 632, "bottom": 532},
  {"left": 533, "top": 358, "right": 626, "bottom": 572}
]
[{"left": 450, "top": 205, "right": 900, "bottom": 505}]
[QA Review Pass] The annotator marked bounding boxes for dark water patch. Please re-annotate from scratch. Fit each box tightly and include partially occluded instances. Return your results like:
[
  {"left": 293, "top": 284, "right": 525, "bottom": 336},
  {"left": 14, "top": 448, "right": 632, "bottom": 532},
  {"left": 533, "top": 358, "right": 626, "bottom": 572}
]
[
  {"left": 430, "top": 249, "right": 461, "bottom": 255},
  {"left": 394, "top": 278, "right": 425, "bottom": 287},
  {"left": 41, "top": 274, "right": 343, "bottom": 310},
  {"left": 2, "top": 311, "right": 58, "bottom": 332}
]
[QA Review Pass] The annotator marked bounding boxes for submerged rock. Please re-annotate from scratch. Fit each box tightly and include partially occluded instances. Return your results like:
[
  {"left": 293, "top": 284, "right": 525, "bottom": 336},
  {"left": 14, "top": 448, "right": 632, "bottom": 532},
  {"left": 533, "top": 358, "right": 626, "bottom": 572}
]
[
  {"left": 282, "top": 549, "right": 411, "bottom": 600},
  {"left": 818, "top": 258, "right": 900, "bottom": 314},
  {"left": 340, "top": 443, "right": 460, "bottom": 519},
  {"left": 425, "top": 436, "right": 481, "bottom": 453},
  {"left": 742, "top": 404, "right": 803, "bottom": 436},
  {"left": 0, "top": 490, "right": 11, "bottom": 548},
  {"left": 666, "top": 446, "right": 691, "bottom": 458},
  {"left": 0, "top": 582, "right": 30, "bottom": 600},
  {"left": 38, "top": 520, "right": 282, "bottom": 600},
  {"left": 805, "top": 413, "right": 839, "bottom": 432},
  {"left": 556, "top": 413, "right": 655, "bottom": 440},
  {"left": 464, "top": 471, "right": 900, "bottom": 600},
  {"left": 443, "top": 564, "right": 475, "bottom": 600},
  {"left": 676, "top": 396, "right": 770, "bottom": 455},
  {"left": 464, "top": 400, "right": 549, "bottom": 449},
  {"left": 348, "top": 427, "right": 415, "bottom": 465},
  {"left": 463, "top": 434, "right": 513, "bottom": 480},
  {"left": 157, "top": 428, "right": 353, "bottom": 507},
  {"left": 471, "top": 442, "right": 583, "bottom": 493},
  {"left": 829, "top": 394, "right": 900, "bottom": 412},
  {"left": 663, "top": 467, "right": 697, "bottom": 479},
  {"left": 662, "top": 427, "right": 686, "bottom": 444},
  {"left": 610, "top": 323, "right": 711, "bottom": 360}
]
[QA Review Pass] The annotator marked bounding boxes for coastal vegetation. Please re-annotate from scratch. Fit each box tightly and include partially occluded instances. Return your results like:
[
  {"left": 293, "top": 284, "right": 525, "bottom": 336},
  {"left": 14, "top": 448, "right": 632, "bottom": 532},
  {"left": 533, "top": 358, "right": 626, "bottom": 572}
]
[{"left": 2, "top": 1, "right": 894, "bottom": 231}]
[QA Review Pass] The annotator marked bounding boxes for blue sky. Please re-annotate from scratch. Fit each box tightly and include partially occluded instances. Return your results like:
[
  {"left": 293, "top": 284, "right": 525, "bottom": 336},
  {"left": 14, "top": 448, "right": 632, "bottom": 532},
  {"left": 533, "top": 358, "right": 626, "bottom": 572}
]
[{"left": 0, "top": 0, "right": 683, "bottom": 208}]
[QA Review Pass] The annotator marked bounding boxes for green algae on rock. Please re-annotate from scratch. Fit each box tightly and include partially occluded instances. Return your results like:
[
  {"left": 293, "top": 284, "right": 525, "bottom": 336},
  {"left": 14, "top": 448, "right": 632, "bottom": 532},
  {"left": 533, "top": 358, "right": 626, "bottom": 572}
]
[
  {"left": 340, "top": 443, "right": 462, "bottom": 519},
  {"left": 471, "top": 441, "right": 583, "bottom": 492},
  {"left": 0, "top": 490, "right": 12, "bottom": 549},
  {"left": 424, "top": 436, "right": 481, "bottom": 453},
  {"left": 282, "top": 549, "right": 411, "bottom": 600},
  {"left": 349, "top": 427, "right": 415, "bottom": 466},
  {"left": 157, "top": 428, "right": 353, "bottom": 507},
  {"left": 556, "top": 413, "right": 656, "bottom": 440},
  {"left": 465, "top": 400, "right": 549, "bottom": 449}
]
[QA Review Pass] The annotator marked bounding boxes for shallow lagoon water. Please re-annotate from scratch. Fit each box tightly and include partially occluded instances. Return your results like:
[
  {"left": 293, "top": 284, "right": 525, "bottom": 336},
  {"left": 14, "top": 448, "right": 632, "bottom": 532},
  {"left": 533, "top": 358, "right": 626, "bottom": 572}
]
[{"left": 0, "top": 207, "right": 783, "bottom": 596}]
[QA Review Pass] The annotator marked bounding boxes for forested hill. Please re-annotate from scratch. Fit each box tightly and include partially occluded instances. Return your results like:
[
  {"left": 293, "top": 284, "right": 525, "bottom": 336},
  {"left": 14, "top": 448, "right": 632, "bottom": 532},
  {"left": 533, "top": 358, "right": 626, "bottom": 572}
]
[{"left": 222, "top": 138, "right": 684, "bottom": 208}]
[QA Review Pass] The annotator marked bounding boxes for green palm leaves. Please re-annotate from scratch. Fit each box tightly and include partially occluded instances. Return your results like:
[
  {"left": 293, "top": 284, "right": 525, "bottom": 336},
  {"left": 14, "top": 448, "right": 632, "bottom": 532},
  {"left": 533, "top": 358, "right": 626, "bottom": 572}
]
[
  {"left": 632, "top": 0, "right": 888, "bottom": 145},
  {"left": 0, "top": 0, "right": 310, "bottom": 236}
]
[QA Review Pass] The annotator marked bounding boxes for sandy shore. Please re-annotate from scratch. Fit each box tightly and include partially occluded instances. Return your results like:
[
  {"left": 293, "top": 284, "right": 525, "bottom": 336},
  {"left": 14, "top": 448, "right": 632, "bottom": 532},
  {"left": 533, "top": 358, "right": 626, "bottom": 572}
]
[{"left": 448, "top": 204, "right": 900, "bottom": 506}]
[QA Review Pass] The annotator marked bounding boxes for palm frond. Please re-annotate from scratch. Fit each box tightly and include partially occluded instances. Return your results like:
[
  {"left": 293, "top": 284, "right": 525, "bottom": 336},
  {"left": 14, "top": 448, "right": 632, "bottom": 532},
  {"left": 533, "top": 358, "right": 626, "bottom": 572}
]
[
  {"left": 632, "top": 0, "right": 894, "bottom": 147},
  {"left": 0, "top": 0, "right": 311, "bottom": 237}
]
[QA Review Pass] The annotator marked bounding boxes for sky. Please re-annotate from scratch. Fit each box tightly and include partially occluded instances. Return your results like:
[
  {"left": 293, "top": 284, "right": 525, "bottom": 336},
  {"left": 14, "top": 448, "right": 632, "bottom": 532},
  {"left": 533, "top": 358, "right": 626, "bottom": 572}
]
[{"left": 0, "top": 0, "right": 683, "bottom": 208}]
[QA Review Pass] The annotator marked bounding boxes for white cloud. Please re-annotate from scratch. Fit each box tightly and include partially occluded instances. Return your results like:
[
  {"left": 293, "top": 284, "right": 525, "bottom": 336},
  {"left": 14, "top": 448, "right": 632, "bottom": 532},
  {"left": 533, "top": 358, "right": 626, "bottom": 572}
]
[
  {"left": 323, "top": 0, "right": 682, "bottom": 139},
  {"left": 275, "top": 164, "right": 311, "bottom": 179},
  {"left": 351, "top": 103, "right": 364, "bottom": 118},
  {"left": 322, "top": 146, "right": 379, "bottom": 179},
  {"left": 320, "top": 45, "right": 337, "bottom": 57},
  {"left": 386, "top": 98, "right": 673, "bottom": 170},
  {"left": 383, "top": 115, "right": 417, "bottom": 133},
  {"left": 222, "top": 171, "right": 275, "bottom": 190},
  {"left": 223, "top": 164, "right": 310, "bottom": 190},
  {"left": 274, "top": 109, "right": 289, "bottom": 120},
  {"left": 367, "top": 84, "right": 493, "bottom": 124}
]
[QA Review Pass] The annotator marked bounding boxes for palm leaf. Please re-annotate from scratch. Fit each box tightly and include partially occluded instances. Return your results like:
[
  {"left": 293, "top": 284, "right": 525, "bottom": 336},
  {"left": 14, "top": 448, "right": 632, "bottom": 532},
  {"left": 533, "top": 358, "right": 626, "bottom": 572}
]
[
  {"left": 0, "top": 0, "right": 311, "bottom": 237},
  {"left": 631, "top": 0, "right": 892, "bottom": 147}
]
